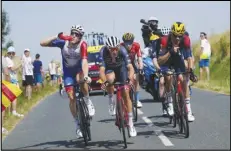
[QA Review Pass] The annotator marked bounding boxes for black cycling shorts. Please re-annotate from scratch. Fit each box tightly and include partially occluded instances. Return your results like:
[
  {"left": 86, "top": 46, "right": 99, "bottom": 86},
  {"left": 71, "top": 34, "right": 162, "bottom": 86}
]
[{"left": 105, "top": 66, "right": 128, "bottom": 84}]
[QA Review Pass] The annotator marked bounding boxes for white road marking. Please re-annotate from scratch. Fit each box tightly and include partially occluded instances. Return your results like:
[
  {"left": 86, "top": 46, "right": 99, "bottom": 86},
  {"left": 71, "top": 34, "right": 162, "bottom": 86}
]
[
  {"left": 137, "top": 109, "right": 143, "bottom": 115},
  {"left": 155, "top": 130, "right": 174, "bottom": 146},
  {"left": 142, "top": 116, "right": 153, "bottom": 127},
  {"left": 138, "top": 108, "right": 174, "bottom": 147}
]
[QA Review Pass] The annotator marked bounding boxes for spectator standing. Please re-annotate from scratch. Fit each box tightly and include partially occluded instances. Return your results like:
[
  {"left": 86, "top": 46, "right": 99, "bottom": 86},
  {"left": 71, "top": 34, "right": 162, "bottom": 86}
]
[
  {"left": 199, "top": 32, "right": 211, "bottom": 81},
  {"left": 1, "top": 55, "right": 11, "bottom": 134},
  {"left": 5, "top": 46, "right": 24, "bottom": 117},
  {"left": 33, "top": 54, "right": 43, "bottom": 92},
  {"left": 22, "top": 48, "right": 34, "bottom": 100},
  {"left": 48, "top": 60, "right": 57, "bottom": 86}
]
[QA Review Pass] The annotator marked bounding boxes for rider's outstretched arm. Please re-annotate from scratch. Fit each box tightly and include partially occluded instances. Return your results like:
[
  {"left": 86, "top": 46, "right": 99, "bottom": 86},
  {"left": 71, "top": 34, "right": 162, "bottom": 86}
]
[{"left": 40, "top": 36, "right": 58, "bottom": 47}]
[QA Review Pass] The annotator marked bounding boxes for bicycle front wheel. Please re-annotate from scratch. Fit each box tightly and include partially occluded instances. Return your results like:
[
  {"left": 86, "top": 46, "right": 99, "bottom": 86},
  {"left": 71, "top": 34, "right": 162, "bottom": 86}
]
[
  {"left": 78, "top": 98, "right": 88, "bottom": 146},
  {"left": 130, "top": 88, "right": 137, "bottom": 122},
  {"left": 117, "top": 99, "right": 127, "bottom": 149}
]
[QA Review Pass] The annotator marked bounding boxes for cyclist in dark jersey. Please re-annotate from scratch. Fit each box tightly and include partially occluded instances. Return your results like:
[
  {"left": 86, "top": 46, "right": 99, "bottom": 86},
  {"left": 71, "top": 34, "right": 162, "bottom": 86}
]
[{"left": 98, "top": 36, "right": 137, "bottom": 137}]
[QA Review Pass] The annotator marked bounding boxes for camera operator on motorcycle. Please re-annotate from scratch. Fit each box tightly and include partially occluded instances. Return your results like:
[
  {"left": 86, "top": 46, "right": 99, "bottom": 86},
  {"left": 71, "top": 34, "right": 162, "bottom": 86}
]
[{"left": 151, "top": 27, "right": 174, "bottom": 116}]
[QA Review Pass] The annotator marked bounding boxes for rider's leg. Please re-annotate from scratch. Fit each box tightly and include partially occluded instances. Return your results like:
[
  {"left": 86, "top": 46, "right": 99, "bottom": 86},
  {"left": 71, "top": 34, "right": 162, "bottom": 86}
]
[
  {"left": 76, "top": 71, "right": 95, "bottom": 117},
  {"left": 159, "top": 76, "right": 166, "bottom": 115},
  {"left": 105, "top": 70, "right": 116, "bottom": 116},
  {"left": 165, "top": 75, "right": 174, "bottom": 116},
  {"left": 134, "top": 73, "right": 142, "bottom": 107},
  {"left": 184, "top": 60, "right": 195, "bottom": 121},
  {"left": 120, "top": 67, "right": 137, "bottom": 137},
  {"left": 64, "top": 76, "right": 82, "bottom": 138}
]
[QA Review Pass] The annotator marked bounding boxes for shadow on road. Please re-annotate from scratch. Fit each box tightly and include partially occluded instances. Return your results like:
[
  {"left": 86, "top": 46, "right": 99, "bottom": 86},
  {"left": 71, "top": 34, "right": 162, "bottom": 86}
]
[
  {"left": 162, "top": 130, "right": 186, "bottom": 139},
  {"left": 137, "top": 130, "right": 155, "bottom": 138},
  {"left": 98, "top": 118, "right": 115, "bottom": 123},
  {"left": 140, "top": 99, "right": 161, "bottom": 103},
  {"left": 15, "top": 139, "right": 133, "bottom": 150}
]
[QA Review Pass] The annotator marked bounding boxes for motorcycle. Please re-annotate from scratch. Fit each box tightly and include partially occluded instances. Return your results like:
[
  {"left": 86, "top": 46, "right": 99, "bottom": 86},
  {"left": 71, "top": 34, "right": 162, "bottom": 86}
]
[{"left": 142, "top": 55, "right": 160, "bottom": 102}]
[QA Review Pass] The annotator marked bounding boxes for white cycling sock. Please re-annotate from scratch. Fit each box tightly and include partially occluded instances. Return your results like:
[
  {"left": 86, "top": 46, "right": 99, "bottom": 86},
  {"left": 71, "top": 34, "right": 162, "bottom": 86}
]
[
  {"left": 128, "top": 112, "right": 133, "bottom": 127},
  {"left": 185, "top": 98, "right": 192, "bottom": 114},
  {"left": 108, "top": 94, "right": 114, "bottom": 105},
  {"left": 84, "top": 94, "right": 90, "bottom": 105}
]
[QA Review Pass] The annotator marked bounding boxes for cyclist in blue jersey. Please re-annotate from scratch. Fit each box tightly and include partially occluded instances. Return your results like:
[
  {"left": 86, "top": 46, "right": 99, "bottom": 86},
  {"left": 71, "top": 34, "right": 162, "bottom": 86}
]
[
  {"left": 98, "top": 36, "right": 137, "bottom": 137},
  {"left": 40, "top": 25, "right": 95, "bottom": 138}
]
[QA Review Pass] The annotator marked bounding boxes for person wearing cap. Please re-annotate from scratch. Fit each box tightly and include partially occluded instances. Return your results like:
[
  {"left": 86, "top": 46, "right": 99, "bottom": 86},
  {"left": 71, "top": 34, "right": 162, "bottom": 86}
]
[
  {"left": 22, "top": 48, "right": 34, "bottom": 100},
  {"left": 33, "top": 53, "right": 43, "bottom": 92},
  {"left": 5, "top": 46, "right": 24, "bottom": 117},
  {"left": 2, "top": 54, "right": 11, "bottom": 134}
]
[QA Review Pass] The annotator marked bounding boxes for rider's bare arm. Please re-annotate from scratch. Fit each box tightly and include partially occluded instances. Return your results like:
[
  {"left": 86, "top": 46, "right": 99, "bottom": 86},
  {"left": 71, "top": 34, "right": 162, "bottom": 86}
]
[
  {"left": 121, "top": 47, "right": 134, "bottom": 80},
  {"left": 127, "top": 64, "right": 135, "bottom": 80},
  {"left": 157, "top": 52, "right": 171, "bottom": 65},
  {"left": 136, "top": 44, "right": 143, "bottom": 69},
  {"left": 153, "top": 58, "right": 160, "bottom": 70},
  {"left": 98, "top": 47, "right": 107, "bottom": 82},
  {"left": 40, "top": 36, "right": 58, "bottom": 47},
  {"left": 81, "top": 42, "right": 88, "bottom": 77}
]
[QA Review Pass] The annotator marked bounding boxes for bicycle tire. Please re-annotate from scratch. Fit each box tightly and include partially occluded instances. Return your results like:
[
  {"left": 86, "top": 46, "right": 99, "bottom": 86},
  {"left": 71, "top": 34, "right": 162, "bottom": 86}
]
[
  {"left": 78, "top": 98, "right": 88, "bottom": 146},
  {"left": 117, "top": 99, "right": 127, "bottom": 149},
  {"left": 81, "top": 99, "right": 92, "bottom": 141},
  {"left": 179, "top": 93, "right": 189, "bottom": 138},
  {"left": 130, "top": 87, "right": 137, "bottom": 122}
]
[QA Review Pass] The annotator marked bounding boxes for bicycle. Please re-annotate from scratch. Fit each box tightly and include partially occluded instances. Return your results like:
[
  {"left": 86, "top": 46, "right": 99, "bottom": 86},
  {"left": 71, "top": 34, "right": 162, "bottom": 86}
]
[
  {"left": 67, "top": 80, "right": 92, "bottom": 146},
  {"left": 167, "top": 70, "right": 193, "bottom": 138},
  {"left": 102, "top": 80, "right": 133, "bottom": 149}
]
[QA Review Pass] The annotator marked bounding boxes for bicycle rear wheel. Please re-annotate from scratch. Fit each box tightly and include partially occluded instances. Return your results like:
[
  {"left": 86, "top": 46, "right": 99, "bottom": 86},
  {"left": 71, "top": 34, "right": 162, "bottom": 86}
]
[
  {"left": 81, "top": 99, "right": 92, "bottom": 141},
  {"left": 117, "top": 99, "right": 127, "bottom": 149},
  {"left": 77, "top": 99, "right": 88, "bottom": 146},
  {"left": 129, "top": 88, "right": 137, "bottom": 122}
]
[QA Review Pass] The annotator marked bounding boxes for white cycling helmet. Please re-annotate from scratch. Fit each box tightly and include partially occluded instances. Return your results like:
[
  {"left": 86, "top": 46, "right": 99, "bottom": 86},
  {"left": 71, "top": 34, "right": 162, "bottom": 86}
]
[
  {"left": 160, "top": 26, "right": 171, "bottom": 36},
  {"left": 106, "top": 36, "right": 120, "bottom": 48},
  {"left": 71, "top": 25, "right": 85, "bottom": 36},
  {"left": 148, "top": 16, "right": 158, "bottom": 22}
]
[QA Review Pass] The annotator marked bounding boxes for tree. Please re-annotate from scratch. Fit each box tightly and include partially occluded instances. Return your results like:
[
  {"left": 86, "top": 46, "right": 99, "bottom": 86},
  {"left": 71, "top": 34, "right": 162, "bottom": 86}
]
[
  {"left": 2, "top": 9, "right": 11, "bottom": 45},
  {"left": 5, "top": 39, "right": 14, "bottom": 48}
]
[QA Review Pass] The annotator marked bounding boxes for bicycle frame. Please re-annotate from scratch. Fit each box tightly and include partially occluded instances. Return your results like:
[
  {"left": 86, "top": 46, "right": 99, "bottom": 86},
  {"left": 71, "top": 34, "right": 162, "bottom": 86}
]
[{"left": 115, "top": 84, "right": 131, "bottom": 127}]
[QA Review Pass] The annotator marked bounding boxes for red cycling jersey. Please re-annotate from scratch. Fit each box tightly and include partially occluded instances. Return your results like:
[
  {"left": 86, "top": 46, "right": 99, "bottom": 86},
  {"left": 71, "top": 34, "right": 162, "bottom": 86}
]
[
  {"left": 161, "top": 35, "right": 191, "bottom": 49},
  {"left": 120, "top": 42, "right": 142, "bottom": 62}
]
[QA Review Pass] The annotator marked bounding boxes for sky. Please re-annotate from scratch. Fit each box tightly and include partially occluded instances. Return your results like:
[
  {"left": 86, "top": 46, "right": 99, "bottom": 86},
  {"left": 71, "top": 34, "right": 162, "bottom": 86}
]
[{"left": 2, "top": 1, "right": 230, "bottom": 68}]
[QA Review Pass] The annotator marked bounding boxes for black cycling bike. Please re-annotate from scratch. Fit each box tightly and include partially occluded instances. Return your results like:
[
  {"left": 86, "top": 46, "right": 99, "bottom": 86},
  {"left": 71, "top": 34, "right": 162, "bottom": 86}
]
[{"left": 72, "top": 81, "right": 92, "bottom": 146}]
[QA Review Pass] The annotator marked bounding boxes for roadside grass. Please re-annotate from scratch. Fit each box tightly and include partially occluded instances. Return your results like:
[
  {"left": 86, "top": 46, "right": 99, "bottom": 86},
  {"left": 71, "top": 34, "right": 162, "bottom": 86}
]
[
  {"left": 2, "top": 81, "right": 58, "bottom": 139},
  {"left": 192, "top": 30, "right": 230, "bottom": 95}
]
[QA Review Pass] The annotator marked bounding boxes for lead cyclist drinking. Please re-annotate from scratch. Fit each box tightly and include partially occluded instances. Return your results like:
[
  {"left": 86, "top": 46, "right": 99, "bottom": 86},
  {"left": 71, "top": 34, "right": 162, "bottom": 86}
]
[{"left": 40, "top": 25, "right": 95, "bottom": 138}]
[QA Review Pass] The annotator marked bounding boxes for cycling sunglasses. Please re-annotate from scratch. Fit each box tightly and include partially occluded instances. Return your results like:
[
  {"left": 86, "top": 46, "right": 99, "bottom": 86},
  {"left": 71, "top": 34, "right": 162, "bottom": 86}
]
[
  {"left": 172, "top": 34, "right": 183, "bottom": 41},
  {"left": 108, "top": 46, "right": 119, "bottom": 52},
  {"left": 71, "top": 32, "right": 82, "bottom": 38}
]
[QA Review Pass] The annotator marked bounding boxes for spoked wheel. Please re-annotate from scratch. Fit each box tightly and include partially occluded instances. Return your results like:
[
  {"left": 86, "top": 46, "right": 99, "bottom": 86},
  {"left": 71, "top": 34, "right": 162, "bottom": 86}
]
[
  {"left": 82, "top": 100, "right": 92, "bottom": 141},
  {"left": 117, "top": 99, "right": 127, "bottom": 149},
  {"left": 77, "top": 99, "right": 88, "bottom": 146},
  {"left": 130, "top": 88, "right": 137, "bottom": 122}
]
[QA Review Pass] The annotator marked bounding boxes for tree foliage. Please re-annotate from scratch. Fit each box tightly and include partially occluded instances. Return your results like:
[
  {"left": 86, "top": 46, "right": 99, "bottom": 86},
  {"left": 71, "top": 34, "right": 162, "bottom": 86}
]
[{"left": 2, "top": 9, "right": 11, "bottom": 45}]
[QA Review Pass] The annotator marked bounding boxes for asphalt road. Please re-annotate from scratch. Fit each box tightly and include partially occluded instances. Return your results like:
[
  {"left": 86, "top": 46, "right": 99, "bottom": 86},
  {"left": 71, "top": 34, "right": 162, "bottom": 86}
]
[{"left": 2, "top": 88, "right": 230, "bottom": 150}]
